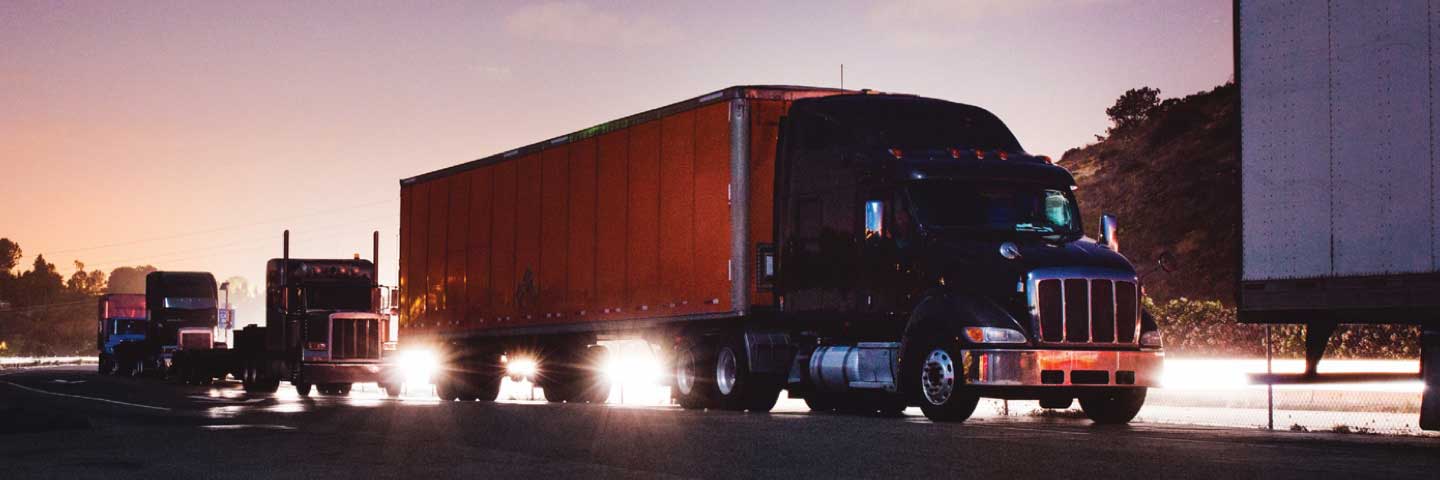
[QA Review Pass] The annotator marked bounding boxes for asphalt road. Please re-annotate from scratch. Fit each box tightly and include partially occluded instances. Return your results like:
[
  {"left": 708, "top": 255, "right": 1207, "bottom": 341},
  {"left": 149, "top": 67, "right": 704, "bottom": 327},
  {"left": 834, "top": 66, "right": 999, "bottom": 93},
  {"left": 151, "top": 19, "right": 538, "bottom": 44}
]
[{"left": 1, "top": 365, "right": 1437, "bottom": 479}]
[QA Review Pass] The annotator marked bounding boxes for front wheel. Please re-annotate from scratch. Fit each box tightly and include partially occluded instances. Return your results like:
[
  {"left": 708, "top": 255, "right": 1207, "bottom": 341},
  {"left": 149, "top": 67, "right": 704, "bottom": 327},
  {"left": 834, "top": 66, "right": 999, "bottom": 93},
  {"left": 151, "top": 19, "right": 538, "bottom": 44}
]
[
  {"left": 1079, "top": 388, "right": 1147, "bottom": 425},
  {"left": 98, "top": 355, "right": 115, "bottom": 375},
  {"left": 915, "top": 342, "right": 979, "bottom": 422}
]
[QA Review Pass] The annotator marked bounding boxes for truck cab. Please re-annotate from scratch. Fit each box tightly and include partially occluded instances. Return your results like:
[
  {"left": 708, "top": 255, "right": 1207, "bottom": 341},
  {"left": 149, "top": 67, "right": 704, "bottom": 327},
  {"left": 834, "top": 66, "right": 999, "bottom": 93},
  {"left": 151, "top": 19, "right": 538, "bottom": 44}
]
[
  {"left": 130, "top": 271, "right": 218, "bottom": 377},
  {"left": 261, "top": 257, "right": 392, "bottom": 396},
  {"left": 772, "top": 94, "right": 1164, "bottom": 422},
  {"left": 96, "top": 293, "right": 147, "bottom": 375}
]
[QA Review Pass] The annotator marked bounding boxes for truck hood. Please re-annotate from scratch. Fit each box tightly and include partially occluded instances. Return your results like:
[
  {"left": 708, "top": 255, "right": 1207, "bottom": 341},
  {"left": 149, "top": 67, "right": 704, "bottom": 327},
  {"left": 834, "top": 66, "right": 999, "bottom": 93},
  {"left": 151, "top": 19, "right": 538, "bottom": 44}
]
[{"left": 923, "top": 235, "right": 1136, "bottom": 295}]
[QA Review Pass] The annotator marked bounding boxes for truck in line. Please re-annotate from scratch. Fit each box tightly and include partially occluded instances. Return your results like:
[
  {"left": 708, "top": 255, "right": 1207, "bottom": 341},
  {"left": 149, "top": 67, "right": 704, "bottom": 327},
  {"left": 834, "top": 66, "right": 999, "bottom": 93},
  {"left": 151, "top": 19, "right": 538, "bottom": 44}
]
[
  {"left": 1237, "top": 0, "right": 1440, "bottom": 431},
  {"left": 96, "top": 293, "right": 147, "bottom": 375},
  {"left": 106, "top": 271, "right": 219, "bottom": 378},
  {"left": 231, "top": 231, "right": 398, "bottom": 397},
  {"left": 398, "top": 86, "right": 1164, "bottom": 423}
]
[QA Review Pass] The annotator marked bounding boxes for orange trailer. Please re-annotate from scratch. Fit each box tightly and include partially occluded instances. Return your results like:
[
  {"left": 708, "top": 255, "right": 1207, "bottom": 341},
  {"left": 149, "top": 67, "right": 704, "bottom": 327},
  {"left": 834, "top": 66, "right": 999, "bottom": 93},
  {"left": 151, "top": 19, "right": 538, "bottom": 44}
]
[{"left": 399, "top": 86, "right": 846, "bottom": 338}]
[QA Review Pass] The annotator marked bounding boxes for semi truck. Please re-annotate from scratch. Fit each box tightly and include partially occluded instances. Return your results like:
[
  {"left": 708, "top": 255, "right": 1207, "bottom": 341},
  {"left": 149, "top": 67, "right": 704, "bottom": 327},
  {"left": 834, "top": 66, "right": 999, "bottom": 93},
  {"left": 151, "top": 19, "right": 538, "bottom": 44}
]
[
  {"left": 108, "top": 271, "right": 221, "bottom": 378},
  {"left": 234, "top": 231, "right": 398, "bottom": 397},
  {"left": 96, "top": 293, "right": 146, "bottom": 375},
  {"left": 1237, "top": 0, "right": 1440, "bottom": 431},
  {"left": 398, "top": 86, "right": 1164, "bottom": 423}
]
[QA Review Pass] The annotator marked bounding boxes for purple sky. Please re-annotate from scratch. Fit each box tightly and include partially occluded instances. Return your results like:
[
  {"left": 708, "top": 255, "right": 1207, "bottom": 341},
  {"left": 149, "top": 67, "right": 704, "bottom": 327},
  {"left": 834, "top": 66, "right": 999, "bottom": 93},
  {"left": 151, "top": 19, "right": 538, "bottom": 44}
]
[{"left": 1, "top": 0, "right": 1231, "bottom": 321}]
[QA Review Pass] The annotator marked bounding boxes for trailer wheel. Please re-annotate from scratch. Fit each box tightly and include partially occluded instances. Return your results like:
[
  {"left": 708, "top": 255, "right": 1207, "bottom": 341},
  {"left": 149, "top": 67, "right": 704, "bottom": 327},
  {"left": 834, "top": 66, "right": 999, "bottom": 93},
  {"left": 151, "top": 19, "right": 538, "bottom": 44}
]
[
  {"left": 295, "top": 382, "right": 312, "bottom": 397},
  {"left": 914, "top": 341, "right": 979, "bottom": 422},
  {"left": 241, "top": 362, "right": 280, "bottom": 394},
  {"left": 435, "top": 375, "right": 462, "bottom": 401},
  {"left": 468, "top": 373, "right": 500, "bottom": 402},
  {"left": 1079, "top": 388, "right": 1146, "bottom": 425},
  {"left": 711, "top": 337, "right": 781, "bottom": 412},
  {"left": 381, "top": 382, "right": 401, "bottom": 398},
  {"left": 579, "top": 345, "right": 612, "bottom": 404},
  {"left": 673, "top": 340, "right": 714, "bottom": 410}
]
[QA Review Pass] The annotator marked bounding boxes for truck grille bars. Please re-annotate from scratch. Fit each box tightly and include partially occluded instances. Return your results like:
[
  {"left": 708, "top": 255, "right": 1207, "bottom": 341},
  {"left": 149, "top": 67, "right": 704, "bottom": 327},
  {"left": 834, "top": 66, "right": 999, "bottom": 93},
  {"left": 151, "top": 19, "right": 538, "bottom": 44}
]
[
  {"left": 1029, "top": 269, "right": 1139, "bottom": 345},
  {"left": 331, "top": 317, "right": 381, "bottom": 360}
]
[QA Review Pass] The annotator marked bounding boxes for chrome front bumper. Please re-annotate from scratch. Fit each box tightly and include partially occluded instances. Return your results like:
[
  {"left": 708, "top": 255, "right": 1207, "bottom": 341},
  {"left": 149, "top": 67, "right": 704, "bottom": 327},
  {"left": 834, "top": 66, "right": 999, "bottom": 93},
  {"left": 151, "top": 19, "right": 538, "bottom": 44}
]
[{"left": 963, "top": 349, "right": 1163, "bottom": 387}]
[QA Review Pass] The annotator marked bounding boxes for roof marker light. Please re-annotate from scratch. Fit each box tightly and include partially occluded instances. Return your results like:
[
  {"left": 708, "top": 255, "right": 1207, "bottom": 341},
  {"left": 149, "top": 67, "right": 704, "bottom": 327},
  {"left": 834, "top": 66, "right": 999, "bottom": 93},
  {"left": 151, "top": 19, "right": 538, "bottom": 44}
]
[
  {"left": 1039, "top": 155, "right": 1054, "bottom": 165},
  {"left": 975, "top": 149, "right": 985, "bottom": 160},
  {"left": 998, "top": 151, "right": 1009, "bottom": 161},
  {"left": 888, "top": 148, "right": 903, "bottom": 159},
  {"left": 948, "top": 147, "right": 961, "bottom": 159}
]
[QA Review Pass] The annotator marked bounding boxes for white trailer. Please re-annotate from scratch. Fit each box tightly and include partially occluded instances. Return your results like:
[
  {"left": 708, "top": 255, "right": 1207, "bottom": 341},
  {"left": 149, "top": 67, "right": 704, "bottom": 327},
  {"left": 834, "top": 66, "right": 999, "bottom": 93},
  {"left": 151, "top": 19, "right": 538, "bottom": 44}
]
[{"left": 1236, "top": 0, "right": 1440, "bottom": 430}]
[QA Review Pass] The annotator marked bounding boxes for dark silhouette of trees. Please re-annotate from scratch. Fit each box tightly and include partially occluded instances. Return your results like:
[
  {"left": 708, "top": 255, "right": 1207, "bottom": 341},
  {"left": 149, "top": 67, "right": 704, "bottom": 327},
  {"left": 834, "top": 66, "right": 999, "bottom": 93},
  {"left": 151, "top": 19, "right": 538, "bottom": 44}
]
[
  {"left": 1105, "top": 87, "right": 1163, "bottom": 136},
  {"left": 0, "top": 239, "right": 157, "bottom": 356}
]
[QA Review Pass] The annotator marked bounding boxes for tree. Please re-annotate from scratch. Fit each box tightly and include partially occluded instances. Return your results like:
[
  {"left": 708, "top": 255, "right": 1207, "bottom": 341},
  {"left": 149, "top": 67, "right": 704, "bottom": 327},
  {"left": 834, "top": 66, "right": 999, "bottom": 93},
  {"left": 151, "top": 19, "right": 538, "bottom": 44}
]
[
  {"left": 0, "top": 238, "right": 20, "bottom": 274},
  {"left": 16, "top": 254, "right": 64, "bottom": 306},
  {"left": 107, "top": 265, "right": 157, "bottom": 294},
  {"left": 67, "top": 261, "right": 107, "bottom": 295},
  {"left": 1105, "top": 87, "right": 1163, "bottom": 135}
]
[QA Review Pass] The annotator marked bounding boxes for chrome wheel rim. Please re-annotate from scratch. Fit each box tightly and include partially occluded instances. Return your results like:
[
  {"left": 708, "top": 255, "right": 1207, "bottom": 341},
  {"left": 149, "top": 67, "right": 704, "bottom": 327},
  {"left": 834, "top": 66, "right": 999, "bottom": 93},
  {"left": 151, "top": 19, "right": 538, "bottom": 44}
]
[
  {"left": 675, "top": 349, "right": 696, "bottom": 395},
  {"left": 921, "top": 349, "right": 956, "bottom": 405},
  {"left": 716, "top": 347, "right": 738, "bottom": 396}
]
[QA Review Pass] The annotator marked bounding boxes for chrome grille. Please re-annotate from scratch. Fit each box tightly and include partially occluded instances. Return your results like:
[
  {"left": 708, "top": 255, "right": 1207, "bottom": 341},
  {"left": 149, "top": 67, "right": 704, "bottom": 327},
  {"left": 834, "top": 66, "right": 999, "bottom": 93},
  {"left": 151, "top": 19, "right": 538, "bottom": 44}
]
[
  {"left": 331, "top": 317, "right": 381, "bottom": 360},
  {"left": 1031, "top": 270, "right": 1140, "bottom": 345},
  {"left": 179, "top": 332, "right": 212, "bottom": 350}
]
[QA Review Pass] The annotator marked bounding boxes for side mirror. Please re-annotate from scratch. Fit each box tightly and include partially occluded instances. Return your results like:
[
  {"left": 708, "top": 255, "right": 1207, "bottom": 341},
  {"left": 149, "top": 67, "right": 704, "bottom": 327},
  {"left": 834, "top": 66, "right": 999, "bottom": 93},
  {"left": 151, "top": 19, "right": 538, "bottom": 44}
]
[{"left": 1098, "top": 213, "right": 1119, "bottom": 251}]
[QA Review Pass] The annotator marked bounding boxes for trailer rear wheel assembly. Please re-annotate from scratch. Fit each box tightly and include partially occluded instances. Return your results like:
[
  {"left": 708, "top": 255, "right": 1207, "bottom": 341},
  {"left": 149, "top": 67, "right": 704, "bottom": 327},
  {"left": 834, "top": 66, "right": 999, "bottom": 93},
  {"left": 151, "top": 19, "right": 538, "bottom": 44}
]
[
  {"left": 295, "top": 382, "right": 313, "bottom": 397},
  {"left": 1078, "top": 388, "right": 1146, "bottom": 424},
  {"left": 711, "top": 336, "right": 780, "bottom": 412},
  {"left": 672, "top": 341, "right": 714, "bottom": 410}
]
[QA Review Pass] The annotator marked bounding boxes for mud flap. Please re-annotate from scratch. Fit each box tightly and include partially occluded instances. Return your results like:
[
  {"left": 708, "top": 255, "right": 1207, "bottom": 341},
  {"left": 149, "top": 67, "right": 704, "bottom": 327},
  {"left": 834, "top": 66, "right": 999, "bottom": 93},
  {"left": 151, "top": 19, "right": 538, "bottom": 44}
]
[{"left": 1422, "top": 321, "right": 1440, "bottom": 431}]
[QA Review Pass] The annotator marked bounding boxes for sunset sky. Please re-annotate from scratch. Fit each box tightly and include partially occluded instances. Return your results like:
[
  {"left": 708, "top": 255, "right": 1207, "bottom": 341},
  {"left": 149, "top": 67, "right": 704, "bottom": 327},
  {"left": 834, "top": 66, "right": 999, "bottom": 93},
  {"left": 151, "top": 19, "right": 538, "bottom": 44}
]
[{"left": 1, "top": 0, "right": 1231, "bottom": 316}]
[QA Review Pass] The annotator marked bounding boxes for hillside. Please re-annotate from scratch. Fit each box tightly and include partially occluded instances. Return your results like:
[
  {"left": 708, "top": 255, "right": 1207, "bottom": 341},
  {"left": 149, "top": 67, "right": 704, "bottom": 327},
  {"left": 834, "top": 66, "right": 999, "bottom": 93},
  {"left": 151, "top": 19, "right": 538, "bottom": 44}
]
[{"left": 1060, "top": 83, "right": 1239, "bottom": 304}]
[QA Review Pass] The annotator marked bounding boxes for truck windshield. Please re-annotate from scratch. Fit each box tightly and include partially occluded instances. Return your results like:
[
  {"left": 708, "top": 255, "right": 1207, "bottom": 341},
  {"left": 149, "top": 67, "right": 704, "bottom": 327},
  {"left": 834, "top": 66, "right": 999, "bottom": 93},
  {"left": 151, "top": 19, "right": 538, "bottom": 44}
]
[
  {"left": 304, "top": 286, "right": 372, "bottom": 311},
  {"left": 905, "top": 182, "right": 1081, "bottom": 238},
  {"left": 114, "top": 319, "right": 146, "bottom": 335}
]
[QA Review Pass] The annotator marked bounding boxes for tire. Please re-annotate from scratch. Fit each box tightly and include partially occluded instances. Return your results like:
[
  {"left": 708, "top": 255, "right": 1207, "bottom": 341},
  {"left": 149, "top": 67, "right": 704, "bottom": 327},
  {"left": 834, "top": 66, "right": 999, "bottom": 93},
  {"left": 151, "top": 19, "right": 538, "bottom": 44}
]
[
  {"left": 295, "top": 382, "right": 313, "bottom": 397},
  {"left": 578, "top": 345, "right": 612, "bottom": 404},
  {"left": 672, "top": 340, "right": 714, "bottom": 410},
  {"left": 469, "top": 373, "right": 501, "bottom": 402},
  {"left": 1079, "top": 388, "right": 1147, "bottom": 425},
  {"left": 712, "top": 336, "right": 780, "bottom": 413},
  {"left": 381, "top": 382, "right": 401, "bottom": 398},
  {"left": 914, "top": 340, "right": 979, "bottom": 422},
  {"left": 435, "top": 374, "right": 462, "bottom": 401},
  {"left": 241, "top": 362, "right": 280, "bottom": 394},
  {"left": 98, "top": 356, "right": 114, "bottom": 375}
]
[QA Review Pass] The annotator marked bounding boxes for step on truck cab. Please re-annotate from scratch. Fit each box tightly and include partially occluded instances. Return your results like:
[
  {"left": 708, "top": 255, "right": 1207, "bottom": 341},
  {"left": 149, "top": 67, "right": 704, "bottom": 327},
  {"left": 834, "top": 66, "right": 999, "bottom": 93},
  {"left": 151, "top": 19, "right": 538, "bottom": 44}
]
[
  {"left": 238, "top": 231, "right": 398, "bottom": 397},
  {"left": 398, "top": 86, "right": 1163, "bottom": 423},
  {"left": 96, "top": 293, "right": 146, "bottom": 375}
]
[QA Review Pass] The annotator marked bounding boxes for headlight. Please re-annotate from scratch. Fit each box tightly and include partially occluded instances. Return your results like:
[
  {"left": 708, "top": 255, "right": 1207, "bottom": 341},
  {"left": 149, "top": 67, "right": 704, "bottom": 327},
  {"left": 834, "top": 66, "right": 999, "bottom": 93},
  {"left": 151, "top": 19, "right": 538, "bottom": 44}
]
[
  {"left": 1140, "top": 330, "right": 1163, "bottom": 348},
  {"left": 505, "top": 358, "right": 537, "bottom": 380},
  {"left": 397, "top": 349, "right": 438, "bottom": 384},
  {"left": 963, "top": 326, "right": 1027, "bottom": 344}
]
